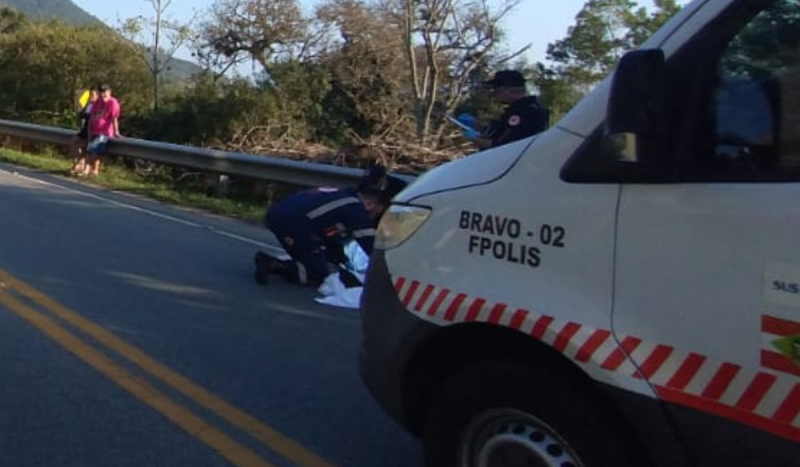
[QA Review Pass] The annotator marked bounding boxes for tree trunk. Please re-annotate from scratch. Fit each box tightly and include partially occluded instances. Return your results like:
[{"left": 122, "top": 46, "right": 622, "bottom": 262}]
[{"left": 153, "top": 0, "right": 162, "bottom": 111}]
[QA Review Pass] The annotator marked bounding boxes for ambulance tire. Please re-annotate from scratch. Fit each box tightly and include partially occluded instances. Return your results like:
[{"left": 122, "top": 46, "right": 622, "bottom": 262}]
[{"left": 422, "top": 360, "right": 649, "bottom": 467}]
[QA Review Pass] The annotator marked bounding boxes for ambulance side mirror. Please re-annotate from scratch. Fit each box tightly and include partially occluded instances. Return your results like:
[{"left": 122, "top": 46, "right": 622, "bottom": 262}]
[{"left": 605, "top": 49, "right": 666, "bottom": 165}]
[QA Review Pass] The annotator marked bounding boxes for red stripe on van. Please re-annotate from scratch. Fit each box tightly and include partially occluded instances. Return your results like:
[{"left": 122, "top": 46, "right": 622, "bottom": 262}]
[
  {"left": 621, "top": 336, "right": 643, "bottom": 353},
  {"left": 391, "top": 279, "right": 800, "bottom": 442},
  {"left": 402, "top": 280, "right": 420, "bottom": 308},
  {"left": 665, "top": 353, "right": 706, "bottom": 390},
  {"left": 773, "top": 384, "right": 800, "bottom": 422},
  {"left": 601, "top": 348, "right": 628, "bottom": 371},
  {"left": 509, "top": 309, "right": 528, "bottom": 331},
  {"left": 488, "top": 304, "right": 507, "bottom": 325},
  {"left": 658, "top": 386, "right": 800, "bottom": 443},
  {"left": 552, "top": 322, "right": 581, "bottom": 353},
  {"left": 574, "top": 330, "right": 611, "bottom": 363},
  {"left": 443, "top": 293, "right": 467, "bottom": 322},
  {"left": 601, "top": 337, "right": 642, "bottom": 371},
  {"left": 701, "top": 363, "right": 741, "bottom": 400},
  {"left": 736, "top": 373, "right": 777, "bottom": 411},
  {"left": 530, "top": 316, "right": 554, "bottom": 340},
  {"left": 464, "top": 298, "right": 486, "bottom": 322},
  {"left": 761, "top": 350, "right": 800, "bottom": 377},
  {"left": 762, "top": 315, "right": 800, "bottom": 336},
  {"left": 636, "top": 345, "right": 674, "bottom": 380},
  {"left": 415, "top": 285, "right": 435, "bottom": 313},
  {"left": 428, "top": 288, "right": 450, "bottom": 319}
]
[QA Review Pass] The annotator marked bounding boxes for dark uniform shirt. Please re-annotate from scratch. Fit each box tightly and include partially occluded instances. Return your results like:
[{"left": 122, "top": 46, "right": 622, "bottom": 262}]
[
  {"left": 484, "top": 96, "right": 549, "bottom": 148},
  {"left": 266, "top": 187, "right": 376, "bottom": 256},
  {"left": 76, "top": 102, "right": 94, "bottom": 139},
  {"left": 264, "top": 187, "right": 377, "bottom": 283}
]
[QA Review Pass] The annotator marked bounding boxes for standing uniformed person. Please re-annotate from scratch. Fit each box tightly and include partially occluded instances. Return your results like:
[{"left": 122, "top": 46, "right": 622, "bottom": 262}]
[
  {"left": 457, "top": 70, "right": 549, "bottom": 149},
  {"left": 253, "top": 165, "right": 406, "bottom": 287}
]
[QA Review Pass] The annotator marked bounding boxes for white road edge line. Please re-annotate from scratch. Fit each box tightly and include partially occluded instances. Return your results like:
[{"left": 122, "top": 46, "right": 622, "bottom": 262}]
[{"left": 2, "top": 167, "right": 288, "bottom": 256}]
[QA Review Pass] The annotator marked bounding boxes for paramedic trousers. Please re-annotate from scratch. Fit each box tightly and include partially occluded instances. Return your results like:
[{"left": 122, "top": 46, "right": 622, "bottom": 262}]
[{"left": 266, "top": 215, "right": 330, "bottom": 286}]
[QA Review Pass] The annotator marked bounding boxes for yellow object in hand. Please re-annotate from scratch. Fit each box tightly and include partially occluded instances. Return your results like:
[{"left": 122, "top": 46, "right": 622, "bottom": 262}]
[{"left": 78, "top": 89, "right": 90, "bottom": 109}]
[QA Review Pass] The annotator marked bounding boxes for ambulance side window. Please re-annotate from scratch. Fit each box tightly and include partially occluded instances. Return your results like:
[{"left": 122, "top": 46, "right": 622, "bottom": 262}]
[{"left": 693, "top": 0, "right": 800, "bottom": 180}]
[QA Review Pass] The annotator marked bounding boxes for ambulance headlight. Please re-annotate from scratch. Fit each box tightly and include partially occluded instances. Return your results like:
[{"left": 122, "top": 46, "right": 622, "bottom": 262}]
[{"left": 376, "top": 204, "right": 431, "bottom": 250}]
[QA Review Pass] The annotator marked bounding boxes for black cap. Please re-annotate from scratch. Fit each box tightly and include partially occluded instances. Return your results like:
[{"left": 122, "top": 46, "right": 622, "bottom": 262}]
[
  {"left": 356, "top": 163, "right": 407, "bottom": 204},
  {"left": 484, "top": 70, "right": 526, "bottom": 88},
  {"left": 357, "top": 163, "right": 388, "bottom": 192},
  {"left": 380, "top": 175, "right": 407, "bottom": 204},
  {"left": 98, "top": 84, "right": 111, "bottom": 92}
]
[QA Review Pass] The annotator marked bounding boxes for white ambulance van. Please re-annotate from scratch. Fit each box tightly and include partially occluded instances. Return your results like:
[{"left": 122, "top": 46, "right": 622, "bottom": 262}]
[{"left": 359, "top": 0, "right": 800, "bottom": 465}]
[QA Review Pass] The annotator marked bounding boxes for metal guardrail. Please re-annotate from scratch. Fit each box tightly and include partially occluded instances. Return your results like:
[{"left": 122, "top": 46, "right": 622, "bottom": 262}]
[{"left": 0, "top": 119, "right": 416, "bottom": 187}]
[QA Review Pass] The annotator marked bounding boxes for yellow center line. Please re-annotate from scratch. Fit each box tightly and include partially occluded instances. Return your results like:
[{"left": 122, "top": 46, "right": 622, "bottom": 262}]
[
  {"left": 0, "top": 288, "right": 276, "bottom": 467},
  {"left": 0, "top": 268, "right": 338, "bottom": 467}
]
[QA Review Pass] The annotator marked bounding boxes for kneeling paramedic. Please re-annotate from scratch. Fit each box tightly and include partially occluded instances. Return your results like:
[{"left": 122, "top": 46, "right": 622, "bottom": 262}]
[{"left": 255, "top": 168, "right": 405, "bottom": 286}]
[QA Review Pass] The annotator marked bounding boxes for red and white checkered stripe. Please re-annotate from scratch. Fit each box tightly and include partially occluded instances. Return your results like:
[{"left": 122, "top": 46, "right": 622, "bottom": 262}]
[
  {"left": 761, "top": 314, "right": 800, "bottom": 377},
  {"left": 394, "top": 277, "right": 800, "bottom": 442}
]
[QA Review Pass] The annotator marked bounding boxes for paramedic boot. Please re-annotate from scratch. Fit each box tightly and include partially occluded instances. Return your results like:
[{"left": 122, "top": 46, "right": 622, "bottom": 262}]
[{"left": 253, "top": 251, "right": 272, "bottom": 285}]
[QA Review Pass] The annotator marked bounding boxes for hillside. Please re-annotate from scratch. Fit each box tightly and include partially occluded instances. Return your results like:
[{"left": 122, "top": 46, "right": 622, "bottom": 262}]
[
  {"left": 0, "top": 0, "right": 200, "bottom": 82},
  {"left": 0, "top": 0, "right": 101, "bottom": 26}
]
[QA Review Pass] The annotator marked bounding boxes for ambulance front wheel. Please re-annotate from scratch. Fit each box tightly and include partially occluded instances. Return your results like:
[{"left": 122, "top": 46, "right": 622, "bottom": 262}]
[{"left": 422, "top": 360, "right": 650, "bottom": 467}]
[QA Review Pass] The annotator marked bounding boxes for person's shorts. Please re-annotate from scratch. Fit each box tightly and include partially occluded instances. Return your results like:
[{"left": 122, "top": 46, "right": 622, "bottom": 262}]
[{"left": 86, "top": 135, "right": 109, "bottom": 156}]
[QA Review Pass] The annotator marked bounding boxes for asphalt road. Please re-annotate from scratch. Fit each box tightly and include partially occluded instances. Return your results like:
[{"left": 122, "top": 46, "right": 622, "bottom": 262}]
[{"left": 0, "top": 163, "right": 421, "bottom": 467}]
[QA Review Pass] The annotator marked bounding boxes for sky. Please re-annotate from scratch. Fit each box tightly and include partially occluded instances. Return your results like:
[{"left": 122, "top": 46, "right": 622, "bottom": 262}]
[{"left": 70, "top": 0, "right": 691, "bottom": 65}]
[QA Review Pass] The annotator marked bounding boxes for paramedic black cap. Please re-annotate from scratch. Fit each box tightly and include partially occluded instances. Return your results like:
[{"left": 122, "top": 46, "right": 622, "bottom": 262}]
[
  {"left": 357, "top": 163, "right": 388, "bottom": 192},
  {"left": 379, "top": 175, "right": 407, "bottom": 205},
  {"left": 484, "top": 70, "right": 526, "bottom": 88},
  {"left": 356, "top": 163, "right": 408, "bottom": 205}
]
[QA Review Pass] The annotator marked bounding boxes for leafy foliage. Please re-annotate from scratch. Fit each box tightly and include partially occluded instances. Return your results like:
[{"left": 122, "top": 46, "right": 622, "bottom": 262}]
[
  {"left": 0, "top": 0, "right": 688, "bottom": 172},
  {"left": 538, "top": 0, "right": 681, "bottom": 116},
  {"left": 0, "top": 15, "right": 151, "bottom": 125}
]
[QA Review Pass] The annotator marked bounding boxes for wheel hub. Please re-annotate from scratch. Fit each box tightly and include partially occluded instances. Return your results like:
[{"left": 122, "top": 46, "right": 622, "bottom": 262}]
[{"left": 461, "top": 410, "right": 582, "bottom": 467}]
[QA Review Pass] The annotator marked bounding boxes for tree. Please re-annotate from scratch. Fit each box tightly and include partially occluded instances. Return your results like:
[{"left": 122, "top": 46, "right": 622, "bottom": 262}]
[
  {"left": 119, "top": 0, "right": 195, "bottom": 110},
  {"left": 723, "top": 0, "right": 800, "bottom": 76},
  {"left": 197, "top": 0, "right": 310, "bottom": 79},
  {"left": 537, "top": 0, "right": 681, "bottom": 117},
  {"left": 0, "top": 6, "right": 28, "bottom": 34},
  {"left": 313, "top": 0, "right": 412, "bottom": 145},
  {"left": 194, "top": 0, "right": 333, "bottom": 142},
  {"left": 0, "top": 19, "right": 150, "bottom": 124},
  {"left": 381, "top": 0, "right": 523, "bottom": 143}
]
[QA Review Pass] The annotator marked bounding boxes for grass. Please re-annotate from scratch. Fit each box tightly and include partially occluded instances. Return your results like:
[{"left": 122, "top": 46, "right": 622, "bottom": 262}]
[{"left": 0, "top": 146, "right": 266, "bottom": 223}]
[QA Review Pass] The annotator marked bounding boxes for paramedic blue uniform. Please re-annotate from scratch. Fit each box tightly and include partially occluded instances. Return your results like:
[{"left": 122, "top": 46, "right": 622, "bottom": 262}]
[
  {"left": 265, "top": 187, "right": 376, "bottom": 285},
  {"left": 483, "top": 95, "right": 548, "bottom": 147}
]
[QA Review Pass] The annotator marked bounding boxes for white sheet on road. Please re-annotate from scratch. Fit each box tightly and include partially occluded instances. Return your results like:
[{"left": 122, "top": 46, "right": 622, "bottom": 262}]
[{"left": 315, "top": 241, "right": 369, "bottom": 309}]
